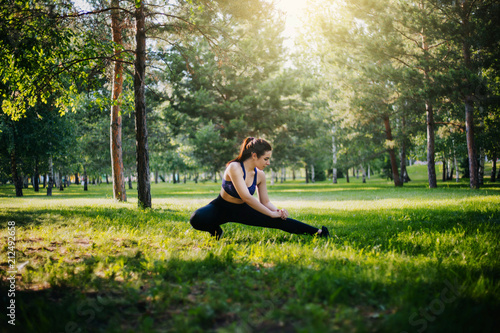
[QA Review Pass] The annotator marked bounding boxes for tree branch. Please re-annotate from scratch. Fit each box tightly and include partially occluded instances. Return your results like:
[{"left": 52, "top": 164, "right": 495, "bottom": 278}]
[{"left": 60, "top": 7, "right": 134, "bottom": 19}]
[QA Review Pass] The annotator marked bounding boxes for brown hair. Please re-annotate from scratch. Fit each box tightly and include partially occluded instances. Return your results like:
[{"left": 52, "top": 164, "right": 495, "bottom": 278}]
[{"left": 227, "top": 137, "right": 272, "bottom": 166}]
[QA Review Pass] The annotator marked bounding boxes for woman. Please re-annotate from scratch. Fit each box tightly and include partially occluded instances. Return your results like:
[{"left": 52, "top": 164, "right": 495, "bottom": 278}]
[{"left": 189, "top": 137, "right": 330, "bottom": 240}]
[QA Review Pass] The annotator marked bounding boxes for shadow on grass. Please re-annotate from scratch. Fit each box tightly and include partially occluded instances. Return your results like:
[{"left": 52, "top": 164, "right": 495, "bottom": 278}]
[
  {"left": 0, "top": 206, "right": 189, "bottom": 229},
  {"left": 3, "top": 250, "right": 499, "bottom": 333}
]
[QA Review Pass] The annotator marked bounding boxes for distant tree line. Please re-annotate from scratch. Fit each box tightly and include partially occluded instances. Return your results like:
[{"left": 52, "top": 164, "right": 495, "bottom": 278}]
[{"left": 1, "top": 0, "right": 499, "bottom": 205}]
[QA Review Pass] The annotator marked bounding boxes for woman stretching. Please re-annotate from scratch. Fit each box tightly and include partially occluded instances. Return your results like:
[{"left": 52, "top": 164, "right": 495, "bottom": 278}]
[{"left": 189, "top": 137, "right": 330, "bottom": 240}]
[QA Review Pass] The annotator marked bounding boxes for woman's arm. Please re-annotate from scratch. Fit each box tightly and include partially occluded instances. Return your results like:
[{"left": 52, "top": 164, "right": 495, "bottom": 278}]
[
  {"left": 227, "top": 164, "right": 281, "bottom": 218},
  {"left": 256, "top": 170, "right": 289, "bottom": 220},
  {"left": 256, "top": 170, "right": 276, "bottom": 210}
]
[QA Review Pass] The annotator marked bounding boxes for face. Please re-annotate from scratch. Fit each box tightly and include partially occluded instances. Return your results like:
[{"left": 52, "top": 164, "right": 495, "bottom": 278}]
[{"left": 253, "top": 151, "right": 272, "bottom": 170}]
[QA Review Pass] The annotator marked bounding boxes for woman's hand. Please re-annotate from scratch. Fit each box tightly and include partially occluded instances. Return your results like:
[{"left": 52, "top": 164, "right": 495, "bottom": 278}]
[
  {"left": 271, "top": 210, "right": 282, "bottom": 219},
  {"left": 278, "top": 209, "right": 289, "bottom": 220},
  {"left": 270, "top": 209, "right": 288, "bottom": 220}
]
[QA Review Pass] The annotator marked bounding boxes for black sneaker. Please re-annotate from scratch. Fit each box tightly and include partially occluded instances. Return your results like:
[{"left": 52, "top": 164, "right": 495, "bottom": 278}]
[
  {"left": 215, "top": 226, "right": 224, "bottom": 240},
  {"left": 320, "top": 226, "right": 330, "bottom": 238}
]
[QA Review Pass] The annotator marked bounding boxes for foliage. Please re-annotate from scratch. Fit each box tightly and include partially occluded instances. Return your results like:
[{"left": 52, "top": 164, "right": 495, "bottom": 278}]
[
  {"left": 305, "top": 0, "right": 500, "bottom": 187},
  {"left": 0, "top": 0, "right": 110, "bottom": 120},
  {"left": 148, "top": 0, "right": 287, "bottom": 172},
  {"left": 0, "top": 99, "right": 75, "bottom": 181}
]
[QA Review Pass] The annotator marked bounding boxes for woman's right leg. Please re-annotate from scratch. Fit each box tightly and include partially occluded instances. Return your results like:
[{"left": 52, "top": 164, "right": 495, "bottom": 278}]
[{"left": 227, "top": 203, "right": 320, "bottom": 235}]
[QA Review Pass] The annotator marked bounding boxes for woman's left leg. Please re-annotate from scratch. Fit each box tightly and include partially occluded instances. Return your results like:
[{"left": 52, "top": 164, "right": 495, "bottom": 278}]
[{"left": 189, "top": 198, "right": 225, "bottom": 239}]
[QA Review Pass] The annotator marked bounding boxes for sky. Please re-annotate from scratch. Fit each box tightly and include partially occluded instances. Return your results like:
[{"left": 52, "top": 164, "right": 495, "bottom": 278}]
[
  {"left": 273, "top": 0, "right": 309, "bottom": 41},
  {"left": 73, "top": 0, "right": 91, "bottom": 11}
]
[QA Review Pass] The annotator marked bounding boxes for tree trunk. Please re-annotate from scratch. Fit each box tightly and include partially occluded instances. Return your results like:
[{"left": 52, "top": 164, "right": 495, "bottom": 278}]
[
  {"left": 425, "top": 100, "right": 437, "bottom": 188},
  {"left": 134, "top": 0, "right": 151, "bottom": 208},
  {"left": 83, "top": 165, "right": 88, "bottom": 191},
  {"left": 491, "top": 153, "right": 497, "bottom": 182},
  {"left": 465, "top": 98, "right": 478, "bottom": 188},
  {"left": 271, "top": 170, "right": 275, "bottom": 186},
  {"left": 332, "top": 125, "right": 338, "bottom": 184},
  {"left": 10, "top": 149, "right": 23, "bottom": 197},
  {"left": 155, "top": 170, "right": 159, "bottom": 184},
  {"left": 305, "top": 165, "right": 309, "bottom": 183},
  {"left": 54, "top": 170, "right": 59, "bottom": 189},
  {"left": 110, "top": 0, "right": 127, "bottom": 202},
  {"left": 449, "top": 164, "right": 454, "bottom": 181},
  {"left": 59, "top": 169, "right": 64, "bottom": 191},
  {"left": 400, "top": 115, "right": 409, "bottom": 184},
  {"left": 361, "top": 165, "right": 366, "bottom": 183},
  {"left": 346, "top": 169, "right": 350, "bottom": 183},
  {"left": 311, "top": 164, "right": 315, "bottom": 183},
  {"left": 383, "top": 116, "right": 402, "bottom": 187},
  {"left": 367, "top": 164, "right": 371, "bottom": 180},
  {"left": 446, "top": 158, "right": 454, "bottom": 180},
  {"left": 47, "top": 157, "right": 53, "bottom": 196},
  {"left": 461, "top": 1, "right": 479, "bottom": 189},
  {"left": 478, "top": 147, "right": 485, "bottom": 186},
  {"left": 442, "top": 156, "right": 447, "bottom": 182},
  {"left": 33, "top": 157, "right": 39, "bottom": 192},
  {"left": 43, "top": 173, "right": 47, "bottom": 188},
  {"left": 400, "top": 141, "right": 407, "bottom": 184},
  {"left": 74, "top": 173, "right": 80, "bottom": 185},
  {"left": 281, "top": 167, "right": 285, "bottom": 183},
  {"left": 421, "top": 24, "right": 437, "bottom": 189},
  {"left": 404, "top": 169, "right": 411, "bottom": 182},
  {"left": 128, "top": 174, "right": 133, "bottom": 189},
  {"left": 452, "top": 139, "right": 459, "bottom": 183}
]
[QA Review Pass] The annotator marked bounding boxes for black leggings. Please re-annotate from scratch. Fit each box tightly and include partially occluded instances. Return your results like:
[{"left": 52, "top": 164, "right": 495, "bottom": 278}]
[{"left": 190, "top": 195, "right": 319, "bottom": 237}]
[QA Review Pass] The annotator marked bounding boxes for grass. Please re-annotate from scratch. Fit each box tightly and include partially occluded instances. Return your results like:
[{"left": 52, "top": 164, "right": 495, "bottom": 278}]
[{"left": 1, "top": 165, "right": 499, "bottom": 333}]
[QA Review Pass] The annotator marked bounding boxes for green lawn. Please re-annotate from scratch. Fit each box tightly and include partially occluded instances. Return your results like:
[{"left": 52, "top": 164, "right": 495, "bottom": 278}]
[{"left": 1, "top": 166, "right": 499, "bottom": 332}]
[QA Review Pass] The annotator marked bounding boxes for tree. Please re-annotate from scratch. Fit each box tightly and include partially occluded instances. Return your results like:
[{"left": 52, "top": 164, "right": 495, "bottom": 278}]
[
  {"left": 305, "top": 0, "right": 500, "bottom": 189},
  {"left": 190, "top": 123, "right": 235, "bottom": 180},
  {"left": 133, "top": 0, "right": 150, "bottom": 208},
  {"left": 150, "top": 0, "right": 286, "bottom": 175},
  {"left": 0, "top": 0, "right": 107, "bottom": 120},
  {"left": 0, "top": 97, "right": 75, "bottom": 197},
  {"left": 110, "top": 0, "right": 128, "bottom": 201}
]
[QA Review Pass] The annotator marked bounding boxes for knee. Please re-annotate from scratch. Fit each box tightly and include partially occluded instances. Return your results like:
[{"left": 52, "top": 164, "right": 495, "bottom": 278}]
[
  {"left": 189, "top": 210, "right": 202, "bottom": 230},
  {"left": 190, "top": 208, "right": 213, "bottom": 232}
]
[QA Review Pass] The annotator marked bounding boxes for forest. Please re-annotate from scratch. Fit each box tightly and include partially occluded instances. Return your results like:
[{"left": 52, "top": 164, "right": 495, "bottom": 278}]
[{"left": 1, "top": 0, "right": 499, "bottom": 208}]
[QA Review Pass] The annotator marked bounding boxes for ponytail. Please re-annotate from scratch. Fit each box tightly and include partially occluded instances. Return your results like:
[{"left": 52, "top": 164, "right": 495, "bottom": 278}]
[{"left": 227, "top": 137, "right": 272, "bottom": 166}]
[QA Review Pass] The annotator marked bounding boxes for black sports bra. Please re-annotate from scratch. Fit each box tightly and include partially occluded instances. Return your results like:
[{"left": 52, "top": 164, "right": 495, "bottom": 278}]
[{"left": 221, "top": 162, "right": 257, "bottom": 199}]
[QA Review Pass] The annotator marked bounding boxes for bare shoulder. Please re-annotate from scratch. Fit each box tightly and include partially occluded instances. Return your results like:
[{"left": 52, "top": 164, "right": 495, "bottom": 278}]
[
  {"left": 256, "top": 169, "right": 266, "bottom": 184},
  {"left": 226, "top": 162, "right": 243, "bottom": 177}
]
